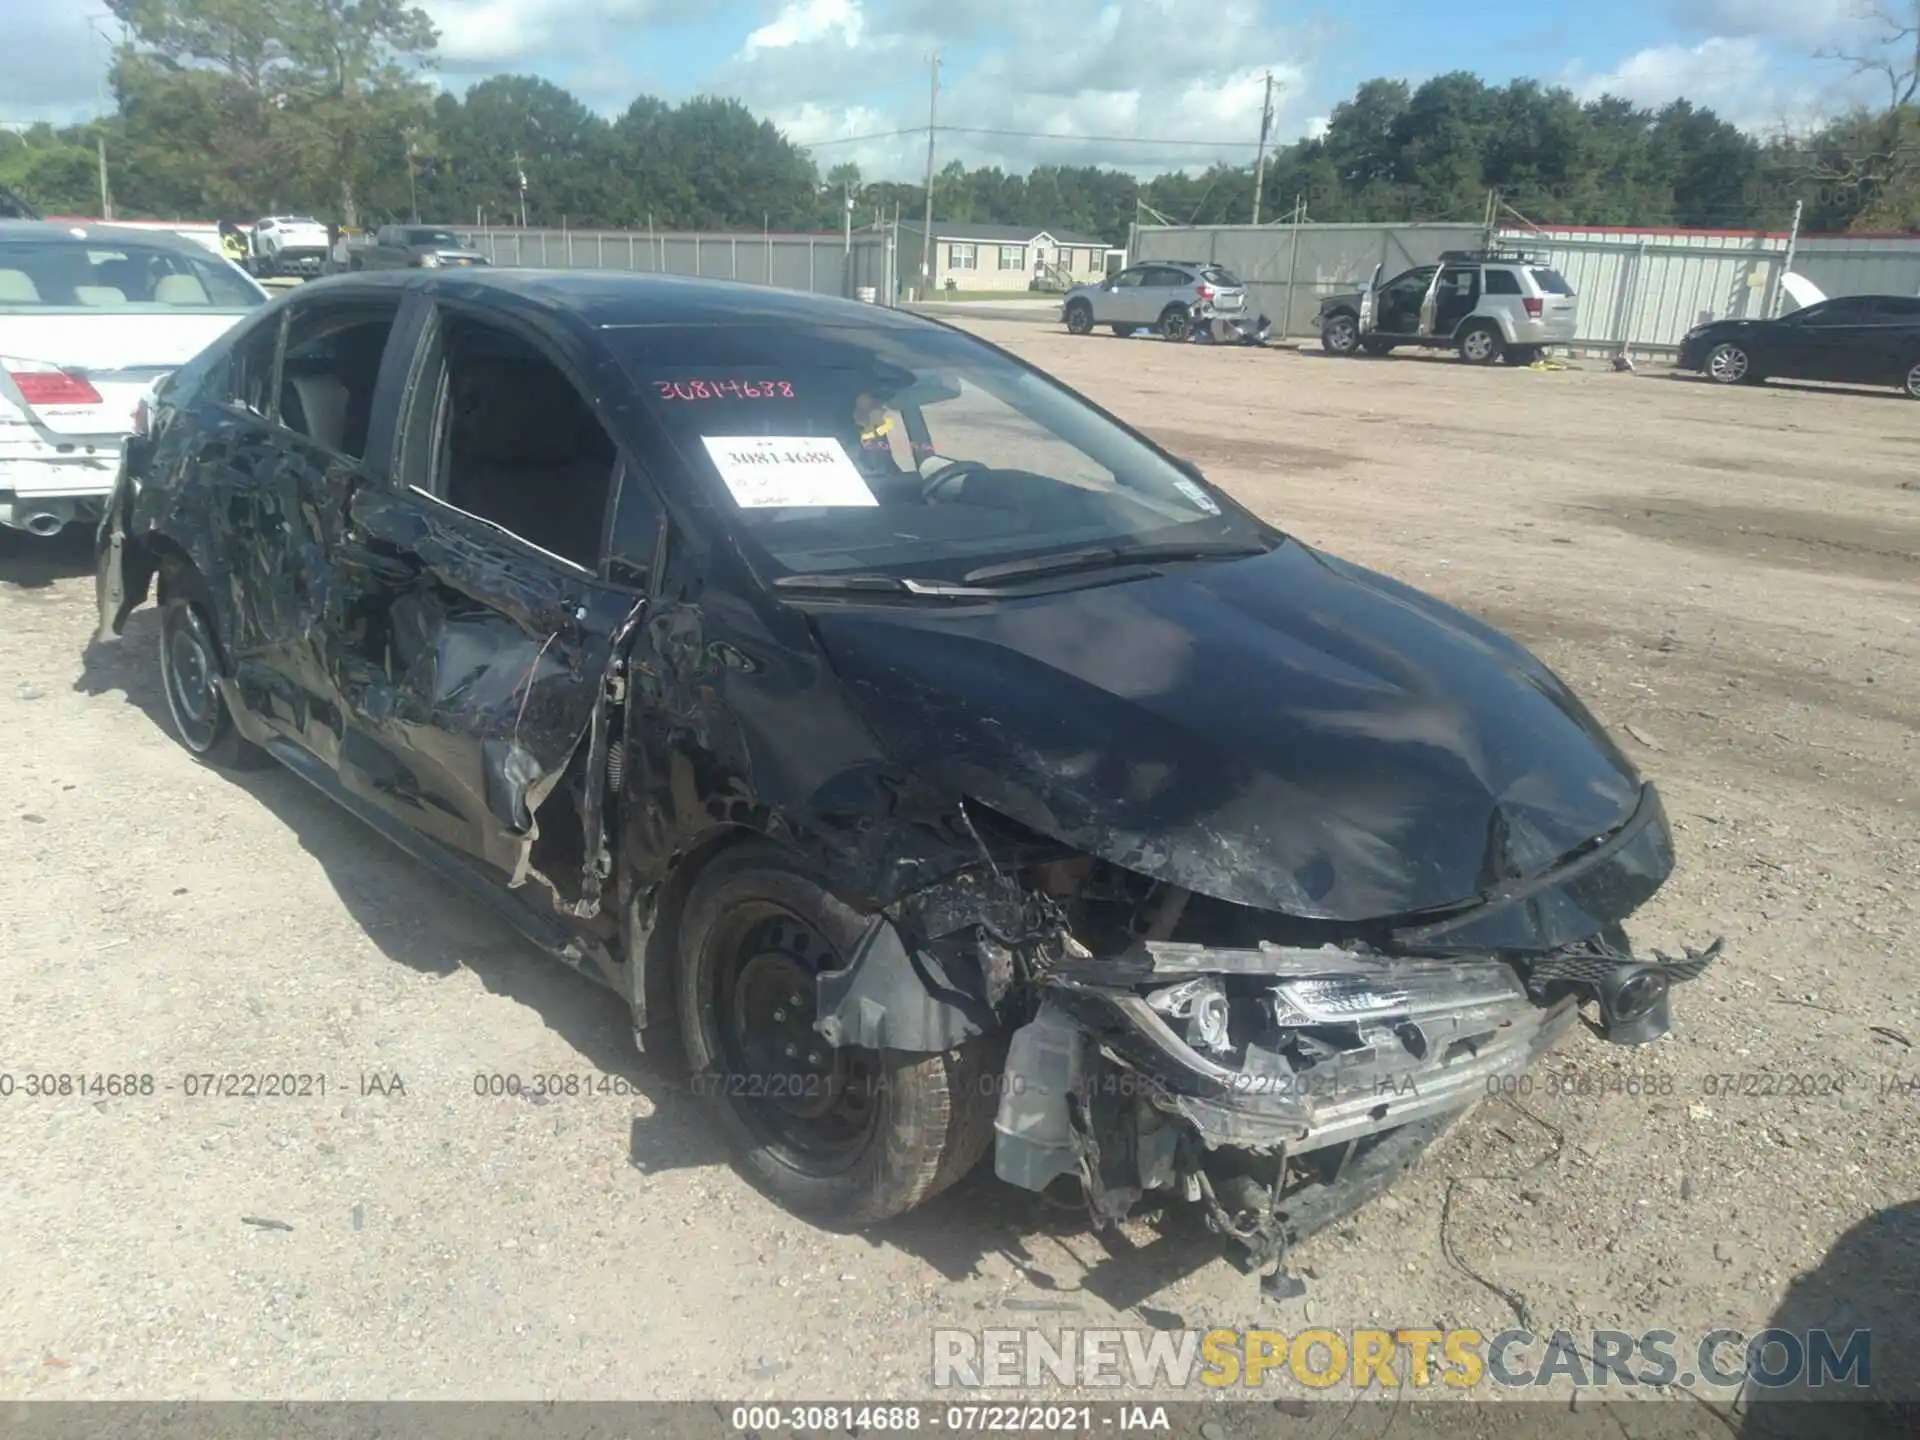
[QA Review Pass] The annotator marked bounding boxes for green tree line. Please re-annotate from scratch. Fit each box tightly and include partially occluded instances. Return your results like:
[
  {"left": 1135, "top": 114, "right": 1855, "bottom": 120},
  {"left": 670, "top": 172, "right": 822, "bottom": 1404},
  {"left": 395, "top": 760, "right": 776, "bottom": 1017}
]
[{"left": 3, "top": 0, "right": 1915, "bottom": 237}]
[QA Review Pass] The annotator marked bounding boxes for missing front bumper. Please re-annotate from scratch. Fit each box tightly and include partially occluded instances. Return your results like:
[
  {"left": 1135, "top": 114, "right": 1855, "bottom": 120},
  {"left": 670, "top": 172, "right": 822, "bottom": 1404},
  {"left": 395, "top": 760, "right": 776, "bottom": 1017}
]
[{"left": 993, "top": 933, "right": 1716, "bottom": 1217}]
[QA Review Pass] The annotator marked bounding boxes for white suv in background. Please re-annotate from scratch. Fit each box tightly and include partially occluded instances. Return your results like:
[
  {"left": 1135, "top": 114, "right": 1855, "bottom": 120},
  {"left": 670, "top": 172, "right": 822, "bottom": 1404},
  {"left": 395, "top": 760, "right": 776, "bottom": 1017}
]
[
  {"left": 0, "top": 222, "right": 267, "bottom": 537},
  {"left": 1319, "top": 249, "right": 1579, "bottom": 364}
]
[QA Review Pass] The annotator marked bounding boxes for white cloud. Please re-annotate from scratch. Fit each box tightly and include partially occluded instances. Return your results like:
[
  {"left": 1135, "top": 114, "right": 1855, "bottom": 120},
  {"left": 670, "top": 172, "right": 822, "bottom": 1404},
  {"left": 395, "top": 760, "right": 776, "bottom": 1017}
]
[
  {"left": 745, "top": 0, "right": 864, "bottom": 52},
  {"left": 0, "top": 3, "right": 114, "bottom": 124},
  {"left": 1665, "top": 0, "right": 1858, "bottom": 44},
  {"left": 1564, "top": 36, "right": 1831, "bottom": 131},
  {"left": 420, "top": 0, "right": 666, "bottom": 71},
  {"left": 722, "top": 0, "right": 1316, "bottom": 178}
]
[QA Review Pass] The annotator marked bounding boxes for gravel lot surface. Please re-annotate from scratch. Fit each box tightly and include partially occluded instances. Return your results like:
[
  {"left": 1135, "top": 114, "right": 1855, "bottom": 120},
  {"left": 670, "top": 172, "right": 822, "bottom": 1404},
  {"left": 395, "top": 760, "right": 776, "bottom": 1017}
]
[{"left": 2, "top": 325, "right": 1915, "bottom": 1419}]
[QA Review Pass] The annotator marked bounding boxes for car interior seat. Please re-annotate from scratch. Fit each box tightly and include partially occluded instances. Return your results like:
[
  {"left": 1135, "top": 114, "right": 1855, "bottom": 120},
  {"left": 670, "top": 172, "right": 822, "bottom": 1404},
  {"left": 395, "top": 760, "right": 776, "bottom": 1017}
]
[
  {"left": 154, "top": 274, "right": 211, "bottom": 306},
  {"left": 444, "top": 351, "right": 613, "bottom": 566},
  {"left": 280, "top": 373, "right": 351, "bottom": 454},
  {"left": 0, "top": 269, "right": 40, "bottom": 302}
]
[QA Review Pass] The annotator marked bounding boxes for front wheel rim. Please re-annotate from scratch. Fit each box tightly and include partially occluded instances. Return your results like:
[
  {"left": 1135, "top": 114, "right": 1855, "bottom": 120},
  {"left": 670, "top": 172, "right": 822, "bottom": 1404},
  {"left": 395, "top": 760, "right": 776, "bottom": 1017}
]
[
  {"left": 1906, "top": 361, "right": 1920, "bottom": 397},
  {"left": 1327, "top": 317, "right": 1355, "bottom": 351},
  {"left": 1067, "top": 305, "right": 1091, "bottom": 333},
  {"left": 710, "top": 903, "right": 880, "bottom": 1172},
  {"left": 1710, "top": 345, "right": 1748, "bottom": 382},
  {"left": 162, "top": 606, "right": 221, "bottom": 752}
]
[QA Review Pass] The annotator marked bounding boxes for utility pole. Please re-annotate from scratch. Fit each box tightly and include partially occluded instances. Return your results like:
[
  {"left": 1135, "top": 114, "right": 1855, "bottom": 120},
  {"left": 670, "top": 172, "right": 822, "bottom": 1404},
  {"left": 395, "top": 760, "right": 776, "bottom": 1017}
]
[
  {"left": 513, "top": 152, "right": 528, "bottom": 228},
  {"left": 1481, "top": 188, "right": 1499, "bottom": 253},
  {"left": 1250, "top": 70, "right": 1274, "bottom": 226},
  {"left": 89, "top": 14, "right": 113, "bottom": 219},
  {"left": 918, "top": 51, "right": 940, "bottom": 302}
]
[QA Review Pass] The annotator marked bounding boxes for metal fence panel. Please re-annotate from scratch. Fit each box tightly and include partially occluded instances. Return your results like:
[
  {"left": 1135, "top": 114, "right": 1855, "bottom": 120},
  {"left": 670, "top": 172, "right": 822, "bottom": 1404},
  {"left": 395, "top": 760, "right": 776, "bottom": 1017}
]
[
  {"left": 450, "top": 227, "right": 893, "bottom": 303},
  {"left": 1134, "top": 223, "right": 1481, "bottom": 336},
  {"left": 1134, "top": 221, "right": 1920, "bottom": 354}
]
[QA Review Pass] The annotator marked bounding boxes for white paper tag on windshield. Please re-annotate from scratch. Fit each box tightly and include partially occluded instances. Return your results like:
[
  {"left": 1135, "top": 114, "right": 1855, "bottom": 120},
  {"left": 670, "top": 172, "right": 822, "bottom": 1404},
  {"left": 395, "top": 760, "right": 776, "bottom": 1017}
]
[
  {"left": 701, "top": 435, "right": 878, "bottom": 509},
  {"left": 1174, "top": 477, "right": 1221, "bottom": 515}
]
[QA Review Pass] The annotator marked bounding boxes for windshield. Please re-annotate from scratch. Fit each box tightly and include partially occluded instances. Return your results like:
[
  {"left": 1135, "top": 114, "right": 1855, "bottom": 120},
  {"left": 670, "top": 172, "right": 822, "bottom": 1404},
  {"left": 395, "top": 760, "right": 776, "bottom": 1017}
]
[
  {"left": 614, "top": 320, "right": 1264, "bottom": 583},
  {"left": 406, "top": 229, "right": 461, "bottom": 247},
  {"left": 0, "top": 239, "right": 264, "bottom": 312}
]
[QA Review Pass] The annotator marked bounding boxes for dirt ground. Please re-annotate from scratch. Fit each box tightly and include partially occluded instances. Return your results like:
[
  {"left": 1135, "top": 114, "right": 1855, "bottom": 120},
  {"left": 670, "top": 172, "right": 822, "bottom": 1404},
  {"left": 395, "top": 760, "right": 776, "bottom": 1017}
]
[{"left": 1, "top": 324, "right": 1916, "bottom": 1413}]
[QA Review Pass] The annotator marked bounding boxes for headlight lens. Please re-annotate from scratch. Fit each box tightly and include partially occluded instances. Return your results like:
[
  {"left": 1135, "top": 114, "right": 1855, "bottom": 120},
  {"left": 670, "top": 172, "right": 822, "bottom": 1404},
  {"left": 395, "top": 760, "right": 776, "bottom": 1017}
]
[{"left": 417, "top": 253, "right": 441, "bottom": 267}]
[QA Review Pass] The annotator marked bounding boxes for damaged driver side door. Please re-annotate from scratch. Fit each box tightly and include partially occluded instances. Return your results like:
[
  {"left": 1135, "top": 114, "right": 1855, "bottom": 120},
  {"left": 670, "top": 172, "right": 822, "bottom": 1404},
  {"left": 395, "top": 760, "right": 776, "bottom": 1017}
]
[{"left": 322, "top": 301, "right": 644, "bottom": 902}]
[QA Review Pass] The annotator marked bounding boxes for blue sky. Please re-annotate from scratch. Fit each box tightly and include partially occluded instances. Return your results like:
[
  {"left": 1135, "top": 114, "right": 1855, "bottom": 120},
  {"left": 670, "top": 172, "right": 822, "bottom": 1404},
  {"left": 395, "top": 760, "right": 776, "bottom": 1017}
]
[{"left": 1, "top": 0, "right": 1881, "bottom": 179}]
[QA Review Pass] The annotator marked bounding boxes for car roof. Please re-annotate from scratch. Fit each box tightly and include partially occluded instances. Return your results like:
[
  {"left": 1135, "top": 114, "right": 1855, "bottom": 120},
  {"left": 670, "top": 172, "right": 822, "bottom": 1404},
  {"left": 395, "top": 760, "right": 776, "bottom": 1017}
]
[
  {"left": 297, "top": 268, "right": 947, "bottom": 334},
  {"left": 0, "top": 219, "right": 226, "bottom": 261}
]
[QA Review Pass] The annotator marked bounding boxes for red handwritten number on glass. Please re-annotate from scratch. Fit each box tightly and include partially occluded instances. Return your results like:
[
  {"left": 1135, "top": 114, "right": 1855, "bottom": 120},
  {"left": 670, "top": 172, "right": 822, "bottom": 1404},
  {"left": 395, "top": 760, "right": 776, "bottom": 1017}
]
[{"left": 654, "top": 380, "right": 798, "bottom": 401}]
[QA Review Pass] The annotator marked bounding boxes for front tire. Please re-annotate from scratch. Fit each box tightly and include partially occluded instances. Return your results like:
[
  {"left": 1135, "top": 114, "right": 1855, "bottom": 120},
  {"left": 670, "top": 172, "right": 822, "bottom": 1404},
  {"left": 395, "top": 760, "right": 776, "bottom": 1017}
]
[
  {"left": 157, "top": 571, "right": 266, "bottom": 770},
  {"left": 1321, "top": 312, "right": 1360, "bottom": 356},
  {"left": 1706, "top": 342, "right": 1755, "bottom": 385},
  {"left": 1064, "top": 300, "right": 1093, "bottom": 335},
  {"left": 676, "top": 844, "right": 1000, "bottom": 1226},
  {"left": 1903, "top": 357, "right": 1920, "bottom": 399},
  {"left": 1458, "top": 323, "right": 1504, "bottom": 365}
]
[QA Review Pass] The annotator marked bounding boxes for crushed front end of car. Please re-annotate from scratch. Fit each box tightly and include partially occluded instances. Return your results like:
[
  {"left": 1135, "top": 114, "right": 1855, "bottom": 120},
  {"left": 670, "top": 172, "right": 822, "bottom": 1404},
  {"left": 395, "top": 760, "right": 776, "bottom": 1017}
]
[{"left": 817, "top": 781, "right": 1718, "bottom": 1293}]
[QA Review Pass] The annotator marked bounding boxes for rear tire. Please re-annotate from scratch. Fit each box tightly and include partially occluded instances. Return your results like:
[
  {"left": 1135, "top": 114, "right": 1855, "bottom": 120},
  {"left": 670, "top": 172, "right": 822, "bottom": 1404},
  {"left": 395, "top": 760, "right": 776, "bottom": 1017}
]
[
  {"left": 1706, "top": 341, "right": 1754, "bottom": 385},
  {"left": 1903, "top": 358, "right": 1920, "bottom": 399},
  {"left": 1158, "top": 305, "right": 1191, "bottom": 341},
  {"left": 1458, "top": 323, "right": 1504, "bottom": 365},
  {"left": 1321, "top": 312, "right": 1361, "bottom": 356},
  {"left": 675, "top": 844, "right": 1000, "bottom": 1226},
  {"left": 1064, "top": 300, "right": 1093, "bottom": 335},
  {"left": 156, "top": 566, "right": 267, "bottom": 770}
]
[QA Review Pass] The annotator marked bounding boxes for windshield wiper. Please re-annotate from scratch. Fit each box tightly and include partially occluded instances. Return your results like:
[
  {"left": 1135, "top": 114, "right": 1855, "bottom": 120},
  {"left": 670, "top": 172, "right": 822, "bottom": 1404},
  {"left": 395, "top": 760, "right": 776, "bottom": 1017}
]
[
  {"left": 770, "top": 572, "right": 991, "bottom": 598},
  {"left": 960, "top": 539, "right": 1273, "bottom": 586}
]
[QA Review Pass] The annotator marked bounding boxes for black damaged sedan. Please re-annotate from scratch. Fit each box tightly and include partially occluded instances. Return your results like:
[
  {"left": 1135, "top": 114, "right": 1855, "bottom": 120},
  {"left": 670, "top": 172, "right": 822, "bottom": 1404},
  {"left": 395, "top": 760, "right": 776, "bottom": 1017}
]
[{"left": 95, "top": 269, "right": 1718, "bottom": 1284}]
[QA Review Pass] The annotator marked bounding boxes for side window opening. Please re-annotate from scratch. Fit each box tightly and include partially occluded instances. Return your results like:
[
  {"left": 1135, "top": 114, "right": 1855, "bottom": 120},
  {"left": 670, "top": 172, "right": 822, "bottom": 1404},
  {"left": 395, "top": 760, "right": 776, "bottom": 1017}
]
[
  {"left": 225, "top": 315, "right": 281, "bottom": 419},
  {"left": 1485, "top": 269, "right": 1522, "bottom": 296},
  {"left": 430, "top": 316, "right": 616, "bottom": 570},
  {"left": 280, "top": 303, "right": 400, "bottom": 461}
]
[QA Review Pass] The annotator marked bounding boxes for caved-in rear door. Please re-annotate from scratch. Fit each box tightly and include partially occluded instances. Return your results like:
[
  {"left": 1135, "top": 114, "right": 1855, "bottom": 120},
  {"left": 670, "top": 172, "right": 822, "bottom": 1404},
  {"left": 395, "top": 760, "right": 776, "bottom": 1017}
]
[{"left": 325, "top": 483, "right": 636, "bottom": 886}]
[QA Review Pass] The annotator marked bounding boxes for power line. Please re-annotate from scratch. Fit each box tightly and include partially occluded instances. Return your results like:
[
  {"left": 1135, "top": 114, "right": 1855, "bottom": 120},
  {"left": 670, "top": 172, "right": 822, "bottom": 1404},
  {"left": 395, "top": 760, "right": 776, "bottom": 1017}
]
[
  {"left": 795, "top": 124, "right": 1271, "bottom": 152},
  {"left": 798, "top": 126, "right": 931, "bottom": 149}
]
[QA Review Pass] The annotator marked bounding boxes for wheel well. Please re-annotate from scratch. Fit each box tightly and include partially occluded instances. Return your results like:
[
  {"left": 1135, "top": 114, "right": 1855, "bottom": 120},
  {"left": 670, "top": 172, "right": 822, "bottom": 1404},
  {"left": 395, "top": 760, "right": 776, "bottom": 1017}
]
[{"left": 629, "top": 825, "right": 769, "bottom": 1029}]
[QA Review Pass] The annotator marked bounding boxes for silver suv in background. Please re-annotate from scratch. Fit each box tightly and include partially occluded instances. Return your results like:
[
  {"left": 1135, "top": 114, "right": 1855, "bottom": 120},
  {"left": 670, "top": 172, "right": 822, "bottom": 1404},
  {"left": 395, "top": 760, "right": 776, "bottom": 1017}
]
[
  {"left": 1063, "top": 261, "right": 1250, "bottom": 341},
  {"left": 1319, "top": 249, "right": 1579, "bottom": 365}
]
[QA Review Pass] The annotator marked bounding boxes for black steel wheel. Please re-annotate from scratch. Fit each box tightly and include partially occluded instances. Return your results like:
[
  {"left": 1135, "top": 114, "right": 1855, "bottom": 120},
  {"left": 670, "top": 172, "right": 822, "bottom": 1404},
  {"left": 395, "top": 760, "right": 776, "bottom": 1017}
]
[
  {"left": 156, "top": 570, "right": 266, "bottom": 769},
  {"left": 676, "top": 844, "right": 1000, "bottom": 1225}
]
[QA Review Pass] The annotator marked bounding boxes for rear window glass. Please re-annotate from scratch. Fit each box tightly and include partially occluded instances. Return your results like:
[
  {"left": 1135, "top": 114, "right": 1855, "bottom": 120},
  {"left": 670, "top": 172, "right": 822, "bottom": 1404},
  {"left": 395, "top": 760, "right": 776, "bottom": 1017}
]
[
  {"left": 0, "top": 239, "right": 263, "bottom": 311},
  {"left": 1530, "top": 268, "right": 1574, "bottom": 296},
  {"left": 1202, "top": 267, "right": 1241, "bottom": 286}
]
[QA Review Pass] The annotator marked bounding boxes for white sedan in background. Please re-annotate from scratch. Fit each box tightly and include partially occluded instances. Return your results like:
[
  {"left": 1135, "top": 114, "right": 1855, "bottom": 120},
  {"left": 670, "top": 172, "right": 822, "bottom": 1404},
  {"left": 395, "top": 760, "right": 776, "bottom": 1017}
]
[{"left": 0, "top": 221, "right": 267, "bottom": 537}]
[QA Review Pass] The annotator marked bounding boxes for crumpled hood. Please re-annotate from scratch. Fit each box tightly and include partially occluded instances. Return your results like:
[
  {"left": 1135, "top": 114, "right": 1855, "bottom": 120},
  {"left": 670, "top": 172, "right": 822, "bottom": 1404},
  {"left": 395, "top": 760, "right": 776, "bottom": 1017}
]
[{"left": 809, "top": 540, "right": 1644, "bottom": 921}]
